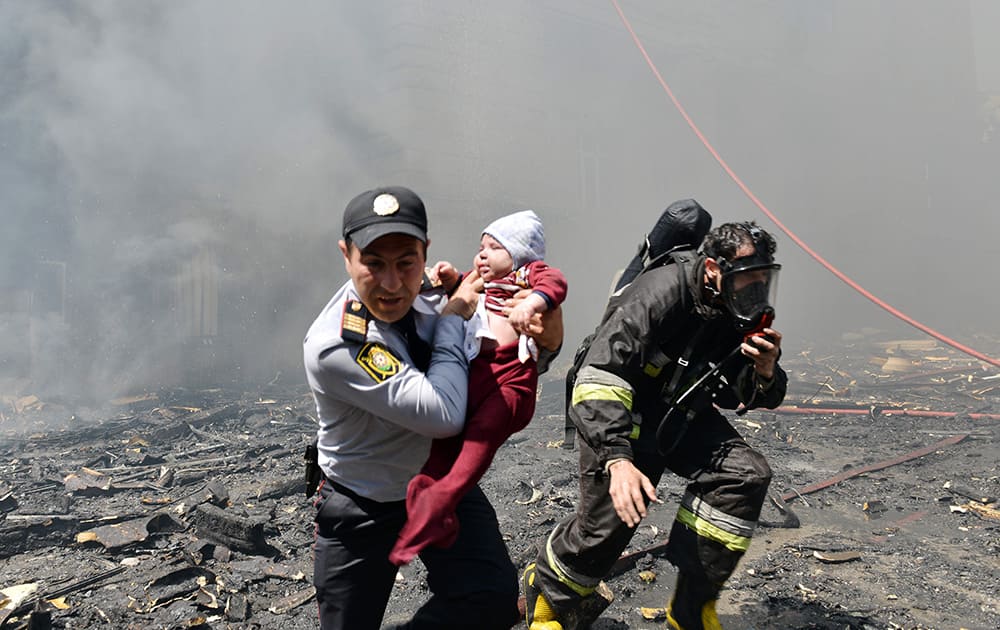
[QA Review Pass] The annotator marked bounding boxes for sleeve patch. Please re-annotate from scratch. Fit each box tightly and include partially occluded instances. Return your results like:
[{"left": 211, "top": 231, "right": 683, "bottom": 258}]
[{"left": 355, "top": 343, "right": 402, "bottom": 382}]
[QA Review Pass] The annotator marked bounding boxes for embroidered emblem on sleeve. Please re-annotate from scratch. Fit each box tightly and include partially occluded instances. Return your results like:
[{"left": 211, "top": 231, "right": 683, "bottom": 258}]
[{"left": 355, "top": 343, "right": 402, "bottom": 382}]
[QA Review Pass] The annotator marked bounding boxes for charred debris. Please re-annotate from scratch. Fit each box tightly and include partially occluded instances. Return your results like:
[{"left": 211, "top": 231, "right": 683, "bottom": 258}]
[{"left": 1, "top": 331, "right": 998, "bottom": 629}]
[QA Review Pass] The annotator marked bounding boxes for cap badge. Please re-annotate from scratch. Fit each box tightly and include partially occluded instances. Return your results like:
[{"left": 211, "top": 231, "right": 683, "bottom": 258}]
[{"left": 372, "top": 193, "right": 400, "bottom": 216}]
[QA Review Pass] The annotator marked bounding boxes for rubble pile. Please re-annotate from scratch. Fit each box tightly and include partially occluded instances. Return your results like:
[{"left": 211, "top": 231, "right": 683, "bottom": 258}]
[
  {"left": 0, "top": 389, "right": 321, "bottom": 630},
  {"left": 1, "top": 331, "right": 998, "bottom": 629}
]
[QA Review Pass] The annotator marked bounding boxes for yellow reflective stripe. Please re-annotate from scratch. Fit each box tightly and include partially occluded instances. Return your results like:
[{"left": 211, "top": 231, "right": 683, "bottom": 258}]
[
  {"left": 676, "top": 506, "right": 752, "bottom": 552},
  {"left": 629, "top": 424, "right": 640, "bottom": 439},
  {"left": 571, "top": 383, "right": 633, "bottom": 411},
  {"left": 643, "top": 363, "right": 662, "bottom": 377},
  {"left": 545, "top": 536, "right": 596, "bottom": 597}
]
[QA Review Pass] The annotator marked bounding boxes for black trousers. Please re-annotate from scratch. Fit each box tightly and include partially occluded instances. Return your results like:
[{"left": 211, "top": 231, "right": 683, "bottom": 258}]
[
  {"left": 534, "top": 410, "right": 772, "bottom": 615},
  {"left": 313, "top": 480, "right": 519, "bottom": 630}
]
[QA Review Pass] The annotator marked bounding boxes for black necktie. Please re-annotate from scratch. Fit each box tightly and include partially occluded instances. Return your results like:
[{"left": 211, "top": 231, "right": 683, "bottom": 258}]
[{"left": 395, "top": 310, "right": 432, "bottom": 372}]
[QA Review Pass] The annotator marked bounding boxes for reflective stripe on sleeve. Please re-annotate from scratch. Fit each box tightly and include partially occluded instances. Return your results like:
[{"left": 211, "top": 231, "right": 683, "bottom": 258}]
[
  {"left": 572, "top": 366, "right": 635, "bottom": 410},
  {"left": 571, "top": 384, "right": 633, "bottom": 410}
]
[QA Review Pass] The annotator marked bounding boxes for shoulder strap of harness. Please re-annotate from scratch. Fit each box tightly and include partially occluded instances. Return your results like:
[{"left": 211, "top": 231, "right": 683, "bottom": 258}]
[{"left": 562, "top": 250, "right": 699, "bottom": 449}]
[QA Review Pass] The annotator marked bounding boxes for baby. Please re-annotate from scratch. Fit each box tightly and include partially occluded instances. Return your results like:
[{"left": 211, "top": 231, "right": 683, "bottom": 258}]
[{"left": 390, "top": 209, "right": 568, "bottom": 565}]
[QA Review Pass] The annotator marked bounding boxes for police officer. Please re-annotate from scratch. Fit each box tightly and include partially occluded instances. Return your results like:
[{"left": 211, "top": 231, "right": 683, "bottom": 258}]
[
  {"left": 304, "top": 186, "right": 559, "bottom": 629},
  {"left": 523, "top": 221, "right": 787, "bottom": 630}
]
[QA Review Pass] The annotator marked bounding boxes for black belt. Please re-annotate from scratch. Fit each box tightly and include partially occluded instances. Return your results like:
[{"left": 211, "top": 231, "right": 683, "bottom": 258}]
[{"left": 323, "top": 475, "right": 405, "bottom": 507}]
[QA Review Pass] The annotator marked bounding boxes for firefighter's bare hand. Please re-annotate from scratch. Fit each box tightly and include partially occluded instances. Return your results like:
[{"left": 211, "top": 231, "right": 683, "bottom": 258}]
[
  {"left": 608, "top": 459, "right": 661, "bottom": 528},
  {"left": 741, "top": 327, "right": 781, "bottom": 380}
]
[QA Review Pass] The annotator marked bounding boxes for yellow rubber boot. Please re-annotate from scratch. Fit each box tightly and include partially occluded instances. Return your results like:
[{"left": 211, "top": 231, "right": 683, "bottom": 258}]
[
  {"left": 666, "top": 597, "right": 722, "bottom": 630},
  {"left": 523, "top": 562, "right": 563, "bottom": 630},
  {"left": 665, "top": 572, "right": 723, "bottom": 630}
]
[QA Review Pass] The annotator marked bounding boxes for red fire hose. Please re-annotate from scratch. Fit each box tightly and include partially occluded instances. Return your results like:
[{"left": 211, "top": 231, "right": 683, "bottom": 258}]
[
  {"left": 608, "top": 0, "right": 1000, "bottom": 370},
  {"left": 768, "top": 405, "right": 1000, "bottom": 421}
]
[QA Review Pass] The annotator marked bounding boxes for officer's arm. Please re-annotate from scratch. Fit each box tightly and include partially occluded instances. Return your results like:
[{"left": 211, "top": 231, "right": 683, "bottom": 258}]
[{"left": 312, "top": 314, "right": 470, "bottom": 438}]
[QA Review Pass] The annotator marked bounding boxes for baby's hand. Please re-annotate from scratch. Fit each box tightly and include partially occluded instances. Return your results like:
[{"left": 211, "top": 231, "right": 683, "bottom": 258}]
[
  {"left": 507, "top": 301, "right": 538, "bottom": 334},
  {"left": 430, "top": 261, "right": 461, "bottom": 293}
]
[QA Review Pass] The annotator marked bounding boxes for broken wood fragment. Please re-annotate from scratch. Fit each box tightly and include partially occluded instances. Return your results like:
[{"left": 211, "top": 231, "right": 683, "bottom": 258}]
[
  {"left": 267, "top": 586, "right": 315, "bottom": 614},
  {"left": 63, "top": 467, "right": 111, "bottom": 494},
  {"left": 76, "top": 512, "right": 186, "bottom": 550},
  {"left": 111, "top": 392, "right": 159, "bottom": 407},
  {"left": 812, "top": 550, "right": 862, "bottom": 563},
  {"left": 954, "top": 501, "right": 1000, "bottom": 520},
  {"left": 608, "top": 541, "right": 670, "bottom": 578},
  {"left": 146, "top": 403, "right": 241, "bottom": 443},
  {"left": 189, "top": 503, "right": 276, "bottom": 556},
  {"left": 229, "top": 558, "right": 306, "bottom": 581},
  {"left": 224, "top": 592, "right": 250, "bottom": 621},
  {"left": 145, "top": 566, "right": 217, "bottom": 610},
  {"left": 0, "top": 567, "right": 126, "bottom": 625},
  {"left": 641, "top": 606, "right": 667, "bottom": 621},
  {"left": 253, "top": 477, "right": 301, "bottom": 502}
]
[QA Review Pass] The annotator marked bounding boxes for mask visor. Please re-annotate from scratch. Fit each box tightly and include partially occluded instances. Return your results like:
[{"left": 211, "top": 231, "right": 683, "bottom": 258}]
[{"left": 721, "top": 263, "right": 780, "bottom": 332}]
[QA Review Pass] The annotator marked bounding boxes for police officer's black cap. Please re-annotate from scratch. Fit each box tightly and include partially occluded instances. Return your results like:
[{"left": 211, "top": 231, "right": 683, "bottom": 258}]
[{"left": 342, "top": 186, "right": 428, "bottom": 249}]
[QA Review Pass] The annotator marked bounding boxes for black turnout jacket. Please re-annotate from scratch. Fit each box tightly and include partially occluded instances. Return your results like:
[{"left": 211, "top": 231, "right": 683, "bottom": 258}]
[{"left": 569, "top": 251, "right": 787, "bottom": 466}]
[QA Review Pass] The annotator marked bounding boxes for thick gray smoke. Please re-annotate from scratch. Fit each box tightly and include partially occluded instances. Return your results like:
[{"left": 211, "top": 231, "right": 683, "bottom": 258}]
[{"left": 2, "top": 1, "right": 997, "bottom": 407}]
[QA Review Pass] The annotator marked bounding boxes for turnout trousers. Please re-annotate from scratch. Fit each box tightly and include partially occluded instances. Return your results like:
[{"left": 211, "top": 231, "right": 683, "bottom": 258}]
[
  {"left": 533, "top": 410, "right": 772, "bottom": 614},
  {"left": 313, "top": 479, "right": 519, "bottom": 630}
]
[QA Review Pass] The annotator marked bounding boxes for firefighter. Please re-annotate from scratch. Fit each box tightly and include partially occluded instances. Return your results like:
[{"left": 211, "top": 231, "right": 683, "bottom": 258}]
[{"left": 523, "top": 221, "right": 787, "bottom": 630}]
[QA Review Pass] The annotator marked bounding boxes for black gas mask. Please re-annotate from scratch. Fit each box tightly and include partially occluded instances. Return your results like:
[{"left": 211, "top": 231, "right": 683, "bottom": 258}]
[{"left": 716, "top": 228, "right": 781, "bottom": 336}]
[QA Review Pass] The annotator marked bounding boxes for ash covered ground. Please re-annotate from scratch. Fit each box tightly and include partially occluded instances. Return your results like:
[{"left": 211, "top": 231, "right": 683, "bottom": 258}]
[{"left": 1, "top": 334, "right": 998, "bottom": 630}]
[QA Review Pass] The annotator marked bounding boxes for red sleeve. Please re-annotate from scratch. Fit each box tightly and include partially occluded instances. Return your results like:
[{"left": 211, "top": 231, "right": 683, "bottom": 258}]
[{"left": 524, "top": 260, "right": 567, "bottom": 307}]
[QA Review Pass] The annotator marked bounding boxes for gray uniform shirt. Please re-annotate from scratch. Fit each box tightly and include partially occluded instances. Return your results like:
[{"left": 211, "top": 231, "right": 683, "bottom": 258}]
[{"left": 303, "top": 280, "right": 469, "bottom": 502}]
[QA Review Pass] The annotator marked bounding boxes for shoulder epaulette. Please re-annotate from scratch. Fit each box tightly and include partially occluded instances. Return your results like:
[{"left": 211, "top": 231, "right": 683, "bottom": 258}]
[{"left": 341, "top": 299, "right": 369, "bottom": 343}]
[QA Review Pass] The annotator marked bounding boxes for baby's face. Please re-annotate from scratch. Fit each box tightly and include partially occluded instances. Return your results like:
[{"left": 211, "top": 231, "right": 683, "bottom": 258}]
[{"left": 475, "top": 233, "right": 514, "bottom": 282}]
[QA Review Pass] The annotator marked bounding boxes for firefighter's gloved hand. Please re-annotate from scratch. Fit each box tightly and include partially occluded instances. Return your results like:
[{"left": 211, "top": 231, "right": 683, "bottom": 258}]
[{"left": 607, "top": 459, "right": 661, "bottom": 527}]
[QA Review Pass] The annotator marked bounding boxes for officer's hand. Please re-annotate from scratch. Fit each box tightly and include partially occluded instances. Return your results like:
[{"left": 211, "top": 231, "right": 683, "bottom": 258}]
[
  {"left": 429, "top": 261, "right": 461, "bottom": 292},
  {"left": 534, "top": 305, "right": 564, "bottom": 352},
  {"left": 441, "top": 268, "right": 482, "bottom": 320},
  {"left": 607, "top": 459, "right": 661, "bottom": 528},
  {"left": 741, "top": 327, "right": 781, "bottom": 380}
]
